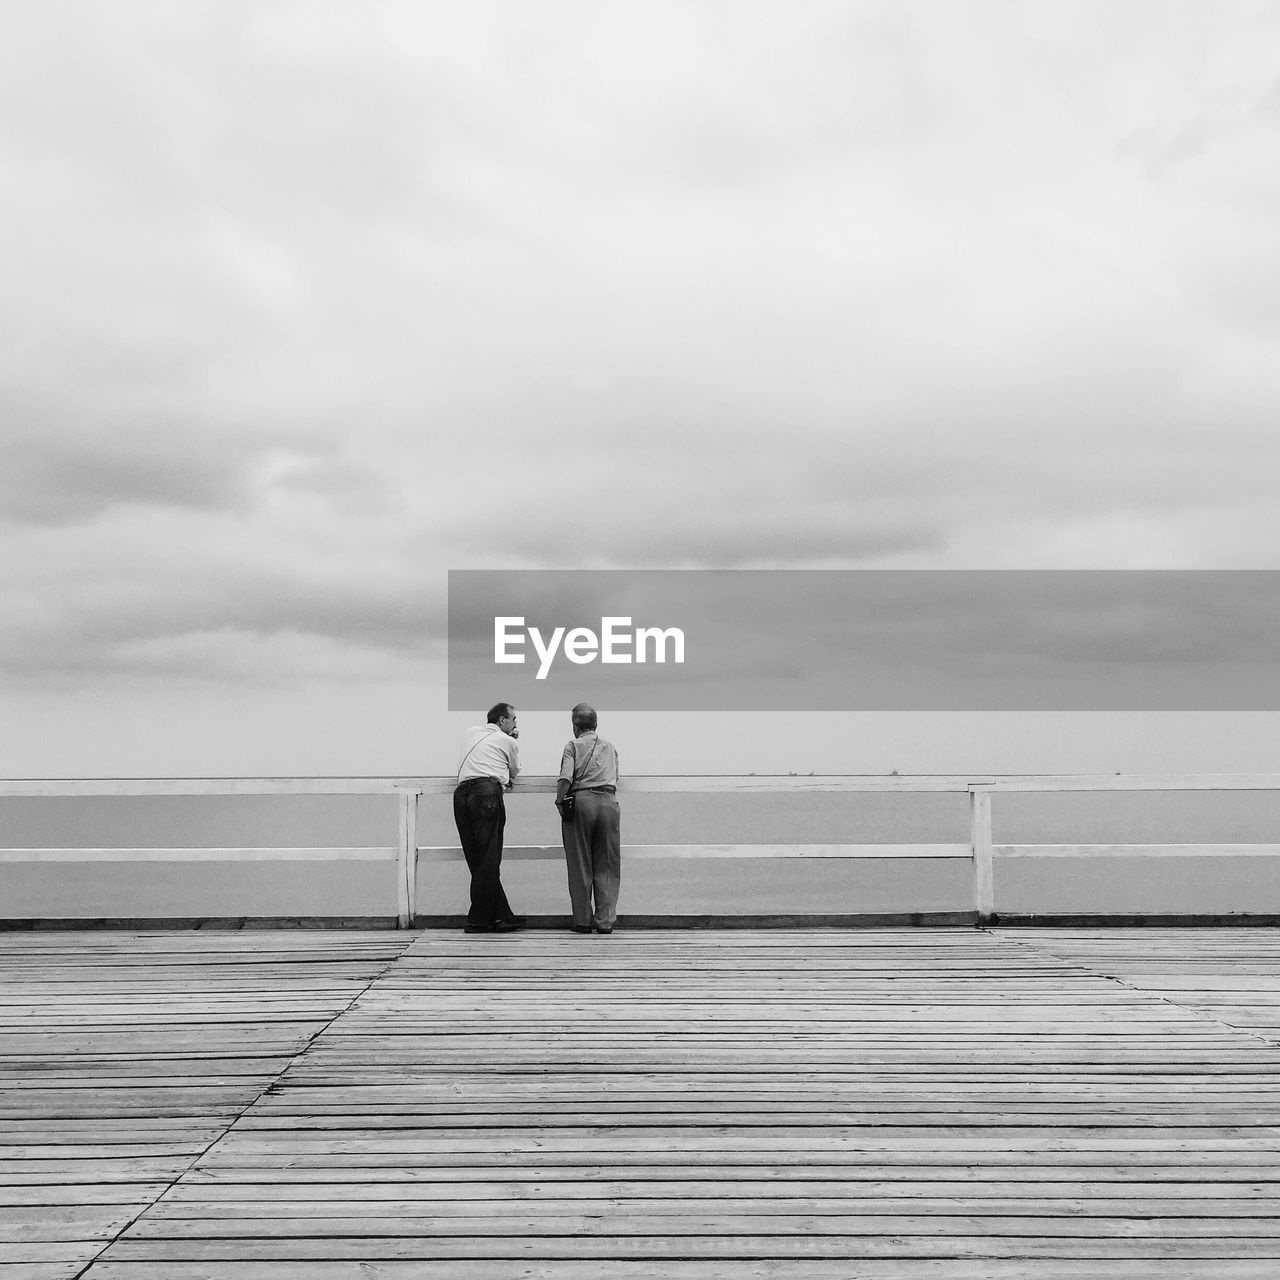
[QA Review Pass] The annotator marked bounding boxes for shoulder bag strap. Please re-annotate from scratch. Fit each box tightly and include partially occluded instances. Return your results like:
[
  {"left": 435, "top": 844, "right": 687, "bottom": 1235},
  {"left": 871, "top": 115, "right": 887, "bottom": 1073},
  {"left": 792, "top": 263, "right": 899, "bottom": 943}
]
[
  {"left": 456, "top": 726, "right": 498, "bottom": 783},
  {"left": 567, "top": 738, "right": 599, "bottom": 796}
]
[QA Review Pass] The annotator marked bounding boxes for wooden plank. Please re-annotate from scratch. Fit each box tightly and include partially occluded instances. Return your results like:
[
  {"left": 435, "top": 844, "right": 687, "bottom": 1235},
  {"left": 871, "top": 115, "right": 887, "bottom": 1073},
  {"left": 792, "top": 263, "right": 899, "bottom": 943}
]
[
  {"left": 398, "top": 789, "right": 418, "bottom": 929},
  {"left": 117, "top": 1209, "right": 1280, "bottom": 1236},
  {"left": 983, "top": 773, "right": 1280, "bottom": 792},
  {"left": 998, "top": 845, "right": 1280, "bottom": 859},
  {"left": 138, "top": 1195, "right": 1280, "bottom": 1218},
  {"left": 0, "top": 774, "right": 984, "bottom": 798},
  {"left": 87, "top": 1236, "right": 1280, "bottom": 1259},
  {"left": 0, "top": 1243, "right": 111, "bottom": 1264},
  {"left": 0, "top": 779, "right": 409, "bottom": 796},
  {"left": 0, "top": 1267, "right": 82, "bottom": 1280},
  {"left": 0, "top": 1205, "right": 133, "bottom": 1239},
  {"left": 71, "top": 1262, "right": 1280, "bottom": 1279},
  {"left": 417, "top": 844, "right": 972, "bottom": 861},
  {"left": 76, "top": 1263, "right": 1280, "bottom": 1280},
  {"left": 971, "top": 789, "right": 994, "bottom": 922},
  {"left": 0, "top": 844, "right": 394, "bottom": 865},
  {"left": 1, "top": 1185, "right": 173, "bottom": 1205},
  {"left": 0, "top": 848, "right": 395, "bottom": 862},
  {"left": 426, "top": 775, "right": 984, "bottom": 795},
  {"left": 4, "top": 770, "right": 1279, "bottom": 800},
  {"left": 395, "top": 793, "right": 413, "bottom": 929},
  {"left": 154, "top": 1178, "right": 1280, "bottom": 1199}
]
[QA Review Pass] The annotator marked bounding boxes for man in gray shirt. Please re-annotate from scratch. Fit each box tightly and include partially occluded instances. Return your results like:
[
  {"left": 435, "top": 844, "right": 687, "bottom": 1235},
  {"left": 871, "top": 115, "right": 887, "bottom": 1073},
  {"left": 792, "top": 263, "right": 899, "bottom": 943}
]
[{"left": 555, "top": 702, "right": 621, "bottom": 934}]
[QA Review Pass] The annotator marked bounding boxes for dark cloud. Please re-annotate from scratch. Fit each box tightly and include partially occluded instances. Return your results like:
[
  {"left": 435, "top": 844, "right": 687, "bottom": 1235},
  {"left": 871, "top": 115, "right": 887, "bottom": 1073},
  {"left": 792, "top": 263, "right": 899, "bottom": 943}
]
[
  {"left": 1, "top": 414, "right": 255, "bottom": 526},
  {"left": 0, "top": 550, "right": 440, "bottom": 687},
  {"left": 493, "top": 508, "right": 944, "bottom": 569}
]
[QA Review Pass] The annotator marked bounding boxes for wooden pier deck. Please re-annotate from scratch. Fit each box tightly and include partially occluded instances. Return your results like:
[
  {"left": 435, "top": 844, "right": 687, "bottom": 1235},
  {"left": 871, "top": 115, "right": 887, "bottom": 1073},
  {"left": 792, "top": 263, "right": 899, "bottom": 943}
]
[{"left": 4, "top": 929, "right": 1280, "bottom": 1279}]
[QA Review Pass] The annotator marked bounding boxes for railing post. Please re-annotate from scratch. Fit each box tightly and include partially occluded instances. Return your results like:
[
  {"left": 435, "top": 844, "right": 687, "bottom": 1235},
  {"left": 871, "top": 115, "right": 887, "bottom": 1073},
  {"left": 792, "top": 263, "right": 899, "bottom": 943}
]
[
  {"left": 395, "top": 790, "right": 418, "bottom": 929},
  {"left": 405, "top": 788, "right": 419, "bottom": 927},
  {"left": 970, "top": 786, "right": 994, "bottom": 925}
]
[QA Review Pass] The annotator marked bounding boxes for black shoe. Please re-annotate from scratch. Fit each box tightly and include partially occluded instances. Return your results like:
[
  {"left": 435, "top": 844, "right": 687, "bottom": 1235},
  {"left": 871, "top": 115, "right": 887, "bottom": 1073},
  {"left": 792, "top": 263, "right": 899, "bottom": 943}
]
[
  {"left": 501, "top": 915, "right": 528, "bottom": 928},
  {"left": 570, "top": 924, "right": 592, "bottom": 934},
  {"left": 465, "top": 918, "right": 524, "bottom": 934},
  {"left": 595, "top": 927, "right": 613, "bottom": 935}
]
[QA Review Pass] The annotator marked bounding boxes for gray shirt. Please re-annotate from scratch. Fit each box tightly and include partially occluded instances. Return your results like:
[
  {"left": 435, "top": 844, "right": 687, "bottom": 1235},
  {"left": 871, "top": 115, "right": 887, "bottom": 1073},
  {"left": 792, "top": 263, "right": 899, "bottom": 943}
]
[{"left": 559, "top": 732, "right": 619, "bottom": 790}]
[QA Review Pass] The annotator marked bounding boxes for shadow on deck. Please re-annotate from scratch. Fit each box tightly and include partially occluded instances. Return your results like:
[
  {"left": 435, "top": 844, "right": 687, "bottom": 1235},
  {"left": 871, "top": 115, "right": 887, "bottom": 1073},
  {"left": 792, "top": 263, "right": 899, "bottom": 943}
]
[{"left": 4, "top": 927, "right": 1280, "bottom": 1278}]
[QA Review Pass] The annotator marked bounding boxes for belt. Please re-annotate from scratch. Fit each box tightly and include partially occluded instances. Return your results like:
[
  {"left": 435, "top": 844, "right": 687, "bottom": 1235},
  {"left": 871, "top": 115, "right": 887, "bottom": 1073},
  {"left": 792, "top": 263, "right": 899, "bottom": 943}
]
[
  {"left": 455, "top": 776, "right": 503, "bottom": 791},
  {"left": 577, "top": 784, "right": 617, "bottom": 794}
]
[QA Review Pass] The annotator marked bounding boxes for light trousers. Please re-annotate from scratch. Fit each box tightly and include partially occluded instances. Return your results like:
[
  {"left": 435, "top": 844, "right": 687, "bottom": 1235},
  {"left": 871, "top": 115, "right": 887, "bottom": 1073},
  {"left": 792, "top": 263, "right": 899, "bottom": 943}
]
[{"left": 562, "top": 790, "right": 621, "bottom": 929}]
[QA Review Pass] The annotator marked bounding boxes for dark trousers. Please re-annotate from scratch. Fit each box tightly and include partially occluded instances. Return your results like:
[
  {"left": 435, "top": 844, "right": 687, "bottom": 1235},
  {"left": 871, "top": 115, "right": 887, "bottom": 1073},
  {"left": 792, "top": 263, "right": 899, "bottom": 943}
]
[{"left": 453, "top": 778, "right": 513, "bottom": 925}]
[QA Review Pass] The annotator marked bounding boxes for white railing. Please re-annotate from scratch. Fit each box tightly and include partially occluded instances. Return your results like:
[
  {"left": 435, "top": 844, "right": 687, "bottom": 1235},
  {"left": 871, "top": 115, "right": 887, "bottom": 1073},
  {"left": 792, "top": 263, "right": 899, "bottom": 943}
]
[{"left": 3, "top": 773, "right": 1280, "bottom": 926}]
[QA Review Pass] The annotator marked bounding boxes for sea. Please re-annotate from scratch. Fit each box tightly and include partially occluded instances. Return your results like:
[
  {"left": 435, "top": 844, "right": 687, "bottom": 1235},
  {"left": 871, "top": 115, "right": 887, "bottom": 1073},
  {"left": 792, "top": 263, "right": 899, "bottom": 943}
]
[{"left": 4, "top": 787, "right": 1280, "bottom": 920}]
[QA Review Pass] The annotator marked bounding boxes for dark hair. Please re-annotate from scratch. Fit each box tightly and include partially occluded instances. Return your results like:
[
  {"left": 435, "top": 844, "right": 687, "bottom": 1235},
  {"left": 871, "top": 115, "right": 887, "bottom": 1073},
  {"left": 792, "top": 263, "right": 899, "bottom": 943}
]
[
  {"left": 571, "top": 703, "right": 597, "bottom": 733},
  {"left": 487, "top": 702, "right": 514, "bottom": 725}
]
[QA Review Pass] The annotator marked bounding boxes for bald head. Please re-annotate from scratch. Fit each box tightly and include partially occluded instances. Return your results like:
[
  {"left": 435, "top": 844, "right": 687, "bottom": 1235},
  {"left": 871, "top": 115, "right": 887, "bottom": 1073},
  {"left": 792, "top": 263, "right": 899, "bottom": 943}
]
[{"left": 571, "top": 703, "right": 597, "bottom": 734}]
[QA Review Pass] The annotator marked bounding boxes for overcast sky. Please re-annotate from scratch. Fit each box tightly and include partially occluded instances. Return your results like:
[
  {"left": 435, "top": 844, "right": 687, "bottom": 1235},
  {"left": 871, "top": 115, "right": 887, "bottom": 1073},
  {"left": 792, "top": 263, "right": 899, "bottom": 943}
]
[{"left": 3, "top": 1, "right": 1280, "bottom": 777}]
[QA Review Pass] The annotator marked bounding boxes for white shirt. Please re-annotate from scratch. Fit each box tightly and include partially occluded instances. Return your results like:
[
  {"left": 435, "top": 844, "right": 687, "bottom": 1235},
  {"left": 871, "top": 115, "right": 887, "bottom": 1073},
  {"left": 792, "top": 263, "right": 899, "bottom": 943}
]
[{"left": 456, "top": 725, "right": 520, "bottom": 785}]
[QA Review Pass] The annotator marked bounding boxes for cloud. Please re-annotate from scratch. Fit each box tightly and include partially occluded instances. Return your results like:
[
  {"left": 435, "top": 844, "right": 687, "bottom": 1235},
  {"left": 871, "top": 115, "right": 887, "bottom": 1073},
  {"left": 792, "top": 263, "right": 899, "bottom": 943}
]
[
  {"left": 2, "top": 408, "right": 254, "bottom": 526},
  {"left": 3, "top": 0, "right": 1280, "bottom": 706}
]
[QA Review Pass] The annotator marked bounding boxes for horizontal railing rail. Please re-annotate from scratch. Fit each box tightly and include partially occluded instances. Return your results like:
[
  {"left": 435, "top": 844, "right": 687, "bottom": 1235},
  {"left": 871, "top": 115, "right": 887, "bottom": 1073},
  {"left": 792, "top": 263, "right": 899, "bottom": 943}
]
[
  {"left": 4, "top": 773, "right": 1280, "bottom": 926},
  {"left": 8, "top": 771, "right": 1280, "bottom": 795}
]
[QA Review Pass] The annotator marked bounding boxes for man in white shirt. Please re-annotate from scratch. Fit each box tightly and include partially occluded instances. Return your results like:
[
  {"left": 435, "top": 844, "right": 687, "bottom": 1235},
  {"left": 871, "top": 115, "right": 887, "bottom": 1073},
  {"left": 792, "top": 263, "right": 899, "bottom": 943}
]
[{"left": 454, "top": 702, "right": 525, "bottom": 933}]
